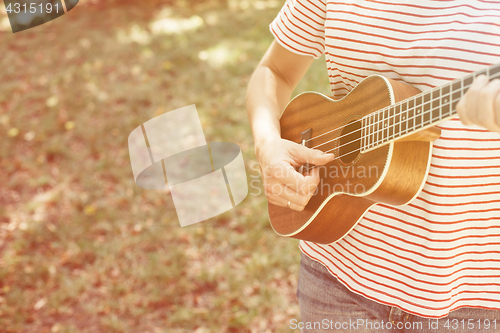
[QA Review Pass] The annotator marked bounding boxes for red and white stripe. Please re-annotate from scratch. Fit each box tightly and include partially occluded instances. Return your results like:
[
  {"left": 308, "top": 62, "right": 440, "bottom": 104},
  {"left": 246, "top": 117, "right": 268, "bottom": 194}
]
[{"left": 271, "top": 0, "right": 500, "bottom": 318}]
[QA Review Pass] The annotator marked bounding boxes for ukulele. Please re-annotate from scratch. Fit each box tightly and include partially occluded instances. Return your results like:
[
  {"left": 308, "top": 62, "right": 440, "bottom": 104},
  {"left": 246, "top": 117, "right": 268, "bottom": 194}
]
[{"left": 268, "top": 63, "right": 500, "bottom": 245}]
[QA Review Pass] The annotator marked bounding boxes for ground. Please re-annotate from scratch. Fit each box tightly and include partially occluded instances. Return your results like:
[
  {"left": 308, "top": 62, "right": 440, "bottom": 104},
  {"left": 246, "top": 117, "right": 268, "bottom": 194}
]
[{"left": 0, "top": 0, "right": 330, "bottom": 332}]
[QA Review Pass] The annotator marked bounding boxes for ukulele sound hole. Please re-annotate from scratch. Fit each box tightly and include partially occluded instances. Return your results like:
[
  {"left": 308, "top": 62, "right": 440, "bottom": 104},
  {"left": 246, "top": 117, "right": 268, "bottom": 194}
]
[{"left": 338, "top": 119, "right": 361, "bottom": 164}]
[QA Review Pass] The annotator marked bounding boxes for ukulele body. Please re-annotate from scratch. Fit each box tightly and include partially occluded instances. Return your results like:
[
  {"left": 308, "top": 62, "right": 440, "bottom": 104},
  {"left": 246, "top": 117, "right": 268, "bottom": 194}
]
[{"left": 268, "top": 75, "right": 441, "bottom": 244}]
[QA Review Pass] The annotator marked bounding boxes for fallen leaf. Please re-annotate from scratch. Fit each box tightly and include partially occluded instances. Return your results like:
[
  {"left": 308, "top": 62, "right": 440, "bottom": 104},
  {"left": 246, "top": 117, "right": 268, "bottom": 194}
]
[
  {"left": 7, "top": 128, "right": 19, "bottom": 137},
  {"left": 65, "top": 121, "right": 75, "bottom": 130},
  {"left": 34, "top": 298, "right": 47, "bottom": 310},
  {"left": 84, "top": 205, "right": 96, "bottom": 215},
  {"left": 46, "top": 96, "right": 59, "bottom": 108}
]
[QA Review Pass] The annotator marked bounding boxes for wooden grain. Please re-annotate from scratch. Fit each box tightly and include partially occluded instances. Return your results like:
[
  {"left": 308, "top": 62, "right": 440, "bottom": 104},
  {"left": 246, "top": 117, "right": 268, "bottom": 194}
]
[{"left": 268, "top": 75, "right": 438, "bottom": 244}]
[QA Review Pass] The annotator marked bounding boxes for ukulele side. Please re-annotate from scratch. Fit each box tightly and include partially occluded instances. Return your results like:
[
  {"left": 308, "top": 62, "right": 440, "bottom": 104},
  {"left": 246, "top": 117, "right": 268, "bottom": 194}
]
[{"left": 268, "top": 75, "right": 438, "bottom": 244}]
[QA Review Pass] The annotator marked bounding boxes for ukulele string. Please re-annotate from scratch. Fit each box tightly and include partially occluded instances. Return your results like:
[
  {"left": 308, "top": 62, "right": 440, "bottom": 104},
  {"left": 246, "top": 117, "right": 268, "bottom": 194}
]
[
  {"left": 304, "top": 71, "right": 499, "bottom": 150},
  {"left": 306, "top": 70, "right": 496, "bottom": 146},
  {"left": 339, "top": 71, "right": 498, "bottom": 152},
  {"left": 310, "top": 89, "right": 460, "bottom": 156},
  {"left": 309, "top": 84, "right": 460, "bottom": 150},
  {"left": 301, "top": 92, "right": 467, "bottom": 174}
]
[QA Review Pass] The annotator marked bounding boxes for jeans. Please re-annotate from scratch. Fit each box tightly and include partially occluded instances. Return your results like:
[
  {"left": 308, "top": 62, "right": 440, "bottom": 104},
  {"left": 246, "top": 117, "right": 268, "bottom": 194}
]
[{"left": 296, "top": 252, "right": 500, "bottom": 332}]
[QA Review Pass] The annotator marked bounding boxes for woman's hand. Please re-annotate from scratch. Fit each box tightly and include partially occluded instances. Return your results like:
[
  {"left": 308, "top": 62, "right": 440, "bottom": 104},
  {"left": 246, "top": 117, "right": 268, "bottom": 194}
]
[
  {"left": 457, "top": 75, "right": 500, "bottom": 133},
  {"left": 246, "top": 41, "right": 332, "bottom": 211},
  {"left": 256, "top": 137, "right": 335, "bottom": 211}
]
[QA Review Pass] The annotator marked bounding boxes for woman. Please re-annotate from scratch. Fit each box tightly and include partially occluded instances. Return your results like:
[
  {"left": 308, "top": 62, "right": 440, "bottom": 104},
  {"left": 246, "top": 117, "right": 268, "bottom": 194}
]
[{"left": 246, "top": 1, "right": 500, "bottom": 332}]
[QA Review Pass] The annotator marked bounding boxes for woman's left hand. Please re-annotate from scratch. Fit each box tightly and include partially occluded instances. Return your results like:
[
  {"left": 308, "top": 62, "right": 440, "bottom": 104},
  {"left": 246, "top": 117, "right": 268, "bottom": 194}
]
[{"left": 457, "top": 74, "right": 500, "bottom": 133}]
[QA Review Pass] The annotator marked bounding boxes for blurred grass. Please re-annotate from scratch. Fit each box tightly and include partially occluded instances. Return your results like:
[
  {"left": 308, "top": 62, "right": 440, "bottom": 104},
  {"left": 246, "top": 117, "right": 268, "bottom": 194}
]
[{"left": 0, "top": 0, "right": 329, "bottom": 332}]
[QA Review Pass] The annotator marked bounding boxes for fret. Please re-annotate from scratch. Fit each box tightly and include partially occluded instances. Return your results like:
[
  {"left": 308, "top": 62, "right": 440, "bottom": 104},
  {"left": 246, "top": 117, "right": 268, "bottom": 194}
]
[
  {"left": 392, "top": 105, "right": 397, "bottom": 140},
  {"left": 379, "top": 109, "right": 384, "bottom": 145},
  {"left": 439, "top": 85, "right": 444, "bottom": 120},
  {"left": 407, "top": 99, "right": 415, "bottom": 133},
  {"left": 394, "top": 104, "right": 401, "bottom": 140},
  {"left": 422, "top": 92, "right": 433, "bottom": 125},
  {"left": 376, "top": 110, "right": 381, "bottom": 146},
  {"left": 438, "top": 85, "right": 442, "bottom": 121},
  {"left": 380, "top": 109, "right": 384, "bottom": 146},
  {"left": 376, "top": 111, "right": 379, "bottom": 146},
  {"left": 359, "top": 118, "right": 365, "bottom": 152},
  {"left": 406, "top": 102, "right": 410, "bottom": 134},
  {"left": 378, "top": 109, "right": 383, "bottom": 145},
  {"left": 414, "top": 94, "right": 424, "bottom": 130},
  {"left": 431, "top": 88, "right": 441, "bottom": 122},
  {"left": 383, "top": 107, "right": 389, "bottom": 144},
  {"left": 451, "top": 80, "right": 462, "bottom": 116},
  {"left": 380, "top": 108, "right": 385, "bottom": 144},
  {"left": 366, "top": 115, "right": 370, "bottom": 149},
  {"left": 377, "top": 110, "right": 381, "bottom": 146},
  {"left": 370, "top": 113, "right": 376, "bottom": 147},
  {"left": 387, "top": 107, "right": 392, "bottom": 142},
  {"left": 366, "top": 113, "right": 370, "bottom": 149},
  {"left": 388, "top": 106, "right": 395, "bottom": 141},
  {"left": 368, "top": 113, "right": 372, "bottom": 148},
  {"left": 382, "top": 109, "right": 386, "bottom": 144},
  {"left": 463, "top": 74, "right": 473, "bottom": 88},
  {"left": 441, "top": 84, "right": 451, "bottom": 118},
  {"left": 363, "top": 116, "right": 368, "bottom": 151},
  {"left": 490, "top": 63, "right": 500, "bottom": 78},
  {"left": 371, "top": 112, "right": 375, "bottom": 148},
  {"left": 400, "top": 102, "right": 408, "bottom": 135},
  {"left": 368, "top": 116, "right": 372, "bottom": 149}
]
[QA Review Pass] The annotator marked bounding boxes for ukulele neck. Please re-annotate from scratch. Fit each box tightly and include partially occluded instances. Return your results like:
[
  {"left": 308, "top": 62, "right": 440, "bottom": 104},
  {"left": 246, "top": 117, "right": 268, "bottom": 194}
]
[{"left": 361, "top": 62, "right": 500, "bottom": 152}]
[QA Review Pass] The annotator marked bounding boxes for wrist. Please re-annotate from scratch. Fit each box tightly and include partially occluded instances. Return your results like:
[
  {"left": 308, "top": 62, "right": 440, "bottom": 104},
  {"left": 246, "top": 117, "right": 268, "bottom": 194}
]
[
  {"left": 254, "top": 130, "right": 280, "bottom": 148},
  {"left": 253, "top": 133, "right": 280, "bottom": 163}
]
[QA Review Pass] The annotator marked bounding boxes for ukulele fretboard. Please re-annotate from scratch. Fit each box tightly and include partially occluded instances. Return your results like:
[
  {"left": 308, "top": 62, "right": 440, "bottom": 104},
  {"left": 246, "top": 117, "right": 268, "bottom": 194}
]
[{"left": 361, "top": 63, "right": 500, "bottom": 152}]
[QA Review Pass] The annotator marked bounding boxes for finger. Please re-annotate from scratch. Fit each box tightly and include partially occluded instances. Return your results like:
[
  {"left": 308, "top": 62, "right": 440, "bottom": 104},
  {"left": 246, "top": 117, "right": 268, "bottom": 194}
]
[
  {"left": 477, "top": 79, "right": 500, "bottom": 132},
  {"left": 303, "top": 165, "right": 322, "bottom": 193},
  {"left": 289, "top": 144, "right": 335, "bottom": 166},
  {"left": 264, "top": 175, "right": 314, "bottom": 198},
  {"left": 462, "top": 75, "right": 489, "bottom": 126},
  {"left": 456, "top": 93, "right": 470, "bottom": 125},
  {"left": 264, "top": 181, "right": 313, "bottom": 211},
  {"left": 265, "top": 161, "right": 319, "bottom": 194},
  {"left": 271, "top": 196, "right": 308, "bottom": 212},
  {"left": 287, "top": 199, "right": 307, "bottom": 212},
  {"left": 495, "top": 87, "right": 500, "bottom": 131},
  {"left": 266, "top": 166, "right": 328, "bottom": 211}
]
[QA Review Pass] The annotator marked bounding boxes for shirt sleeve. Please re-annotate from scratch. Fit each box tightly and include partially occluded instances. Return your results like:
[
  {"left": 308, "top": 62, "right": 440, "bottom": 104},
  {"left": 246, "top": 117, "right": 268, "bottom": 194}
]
[{"left": 269, "top": 0, "right": 327, "bottom": 59}]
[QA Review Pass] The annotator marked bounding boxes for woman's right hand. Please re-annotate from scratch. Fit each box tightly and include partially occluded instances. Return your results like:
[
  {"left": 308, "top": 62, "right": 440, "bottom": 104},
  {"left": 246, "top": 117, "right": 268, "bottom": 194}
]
[{"left": 255, "top": 137, "right": 335, "bottom": 211}]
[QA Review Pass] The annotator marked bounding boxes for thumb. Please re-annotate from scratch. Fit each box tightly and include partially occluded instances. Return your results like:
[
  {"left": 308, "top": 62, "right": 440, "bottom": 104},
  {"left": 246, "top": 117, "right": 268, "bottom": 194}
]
[{"left": 290, "top": 144, "right": 335, "bottom": 166}]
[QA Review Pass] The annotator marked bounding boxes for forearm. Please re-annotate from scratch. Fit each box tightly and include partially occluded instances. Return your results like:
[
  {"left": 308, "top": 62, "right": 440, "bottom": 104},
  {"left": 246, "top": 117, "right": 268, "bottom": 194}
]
[
  {"left": 245, "top": 42, "right": 332, "bottom": 210},
  {"left": 246, "top": 63, "right": 294, "bottom": 149},
  {"left": 246, "top": 41, "right": 314, "bottom": 151}
]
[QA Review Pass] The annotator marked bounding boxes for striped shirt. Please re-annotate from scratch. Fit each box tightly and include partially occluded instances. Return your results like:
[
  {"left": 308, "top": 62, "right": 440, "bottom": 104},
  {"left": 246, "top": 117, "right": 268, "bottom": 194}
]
[{"left": 270, "top": 0, "right": 500, "bottom": 318}]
